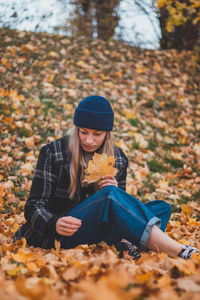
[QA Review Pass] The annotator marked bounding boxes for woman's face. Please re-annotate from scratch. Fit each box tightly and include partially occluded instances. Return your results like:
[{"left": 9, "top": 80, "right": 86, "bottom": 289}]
[{"left": 79, "top": 127, "right": 107, "bottom": 153}]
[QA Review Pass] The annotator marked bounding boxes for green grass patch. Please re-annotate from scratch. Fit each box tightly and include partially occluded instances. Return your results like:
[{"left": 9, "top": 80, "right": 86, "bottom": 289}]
[
  {"left": 147, "top": 139, "right": 159, "bottom": 151},
  {"left": 19, "top": 128, "right": 30, "bottom": 137},
  {"left": 147, "top": 159, "right": 168, "bottom": 173},
  {"left": 0, "top": 203, "right": 12, "bottom": 214},
  {"left": 132, "top": 137, "right": 140, "bottom": 149},
  {"left": 142, "top": 100, "right": 154, "bottom": 108},
  {"left": 165, "top": 158, "right": 183, "bottom": 169},
  {"left": 164, "top": 101, "right": 178, "bottom": 109},
  {"left": 41, "top": 99, "right": 57, "bottom": 116},
  {"left": 192, "top": 191, "right": 200, "bottom": 202},
  {"left": 128, "top": 118, "right": 139, "bottom": 127}
]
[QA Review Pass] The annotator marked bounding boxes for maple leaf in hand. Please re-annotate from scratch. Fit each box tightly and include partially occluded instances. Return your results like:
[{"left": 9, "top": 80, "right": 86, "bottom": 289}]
[{"left": 83, "top": 153, "right": 118, "bottom": 184}]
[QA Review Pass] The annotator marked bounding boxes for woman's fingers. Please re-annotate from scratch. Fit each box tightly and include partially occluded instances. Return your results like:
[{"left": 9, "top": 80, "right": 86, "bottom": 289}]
[
  {"left": 58, "top": 225, "right": 78, "bottom": 234},
  {"left": 99, "top": 176, "right": 118, "bottom": 188},
  {"left": 56, "top": 216, "right": 82, "bottom": 236},
  {"left": 58, "top": 228, "right": 78, "bottom": 236},
  {"left": 62, "top": 227, "right": 78, "bottom": 234},
  {"left": 59, "top": 223, "right": 80, "bottom": 230},
  {"left": 56, "top": 226, "right": 79, "bottom": 236},
  {"left": 64, "top": 216, "right": 82, "bottom": 225},
  {"left": 60, "top": 217, "right": 82, "bottom": 228}
]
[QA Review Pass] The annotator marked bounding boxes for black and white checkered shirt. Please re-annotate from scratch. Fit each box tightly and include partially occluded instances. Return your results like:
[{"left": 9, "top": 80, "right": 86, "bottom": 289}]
[{"left": 14, "top": 135, "right": 128, "bottom": 248}]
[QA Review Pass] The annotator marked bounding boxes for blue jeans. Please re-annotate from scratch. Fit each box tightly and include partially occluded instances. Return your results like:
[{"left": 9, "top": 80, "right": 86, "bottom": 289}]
[{"left": 60, "top": 186, "right": 171, "bottom": 251}]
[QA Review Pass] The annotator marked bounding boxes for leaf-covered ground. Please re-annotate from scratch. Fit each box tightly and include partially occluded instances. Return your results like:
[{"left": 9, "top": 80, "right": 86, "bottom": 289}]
[{"left": 0, "top": 28, "right": 200, "bottom": 299}]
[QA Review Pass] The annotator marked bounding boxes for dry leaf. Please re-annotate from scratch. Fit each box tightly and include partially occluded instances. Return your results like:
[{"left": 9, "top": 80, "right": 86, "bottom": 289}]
[
  {"left": 83, "top": 153, "right": 118, "bottom": 184},
  {"left": 177, "top": 277, "right": 200, "bottom": 292},
  {"left": 19, "top": 163, "right": 34, "bottom": 175},
  {"left": 15, "top": 276, "right": 50, "bottom": 299}
]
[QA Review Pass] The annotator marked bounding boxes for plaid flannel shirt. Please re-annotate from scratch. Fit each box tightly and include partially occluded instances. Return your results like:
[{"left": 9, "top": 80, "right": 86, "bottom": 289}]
[{"left": 14, "top": 135, "right": 128, "bottom": 248}]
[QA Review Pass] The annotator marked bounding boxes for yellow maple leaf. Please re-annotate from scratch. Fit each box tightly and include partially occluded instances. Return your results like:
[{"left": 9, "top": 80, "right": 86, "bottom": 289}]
[
  {"left": 83, "top": 153, "right": 118, "bottom": 184},
  {"left": 181, "top": 204, "right": 192, "bottom": 216}
]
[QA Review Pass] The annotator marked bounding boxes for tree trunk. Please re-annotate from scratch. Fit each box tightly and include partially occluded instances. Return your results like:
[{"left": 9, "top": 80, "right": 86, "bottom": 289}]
[{"left": 95, "top": 0, "right": 120, "bottom": 40}]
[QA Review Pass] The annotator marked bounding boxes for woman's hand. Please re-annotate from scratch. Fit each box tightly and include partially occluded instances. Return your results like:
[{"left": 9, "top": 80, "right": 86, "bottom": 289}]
[
  {"left": 99, "top": 175, "right": 118, "bottom": 189},
  {"left": 56, "top": 216, "right": 82, "bottom": 236}
]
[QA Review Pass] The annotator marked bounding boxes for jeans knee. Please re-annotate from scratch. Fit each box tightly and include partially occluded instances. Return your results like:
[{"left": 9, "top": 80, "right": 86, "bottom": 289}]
[
  {"left": 149, "top": 200, "right": 171, "bottom": 218},
  {"left": 162, "top": 201, "right": 171, "bottom": 217},
  {"left": 102, "top": 185, "right": 118, "bottom": 196}
]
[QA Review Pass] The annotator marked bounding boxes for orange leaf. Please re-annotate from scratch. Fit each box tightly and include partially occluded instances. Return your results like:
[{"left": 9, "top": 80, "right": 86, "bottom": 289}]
[
  {"left": 51, "top": 240, "right": 61, "bottom": 257},
  {"left": 25, "top": 137, "right": 35, "bottom": 148},
  {"left": 83, "top": 153, "right": 118, "bottom": 184},
  {"left": 0, "top": 185, "right": 5, "bottom": 200},
  {"left": 1, "top": 58, "right": 11, "bottom": 69},
  {"left": 11, "top": 248, "right": 33, "bottom": 264},
  {"left": 26, "top": 262, "right": 37, "bottom": 271},
  {"left": 136, "top": 270, "right": 157, "bottom": 284},
  {"left": 19, "top": 163, "right": 34, "bottom": 175},
  {"left": 15, "top": 276, "right": 50, "bottom": 299},
  {"left": 6, "top": 264, "right": 25, "bottom": 276},
  {"left": 181, "top": 204, "right": 192, "bottom": 216}
]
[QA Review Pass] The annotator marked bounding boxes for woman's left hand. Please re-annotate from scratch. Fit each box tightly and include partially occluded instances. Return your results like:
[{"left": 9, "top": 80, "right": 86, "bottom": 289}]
[{"left": 99, "top": 176, "right": 118, "bottom": 189}]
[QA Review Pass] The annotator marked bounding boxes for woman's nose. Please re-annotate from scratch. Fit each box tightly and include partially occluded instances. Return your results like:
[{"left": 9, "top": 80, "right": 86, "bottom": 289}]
[{"left": 85, "top": 135, "right": 93, "bottom": 144}]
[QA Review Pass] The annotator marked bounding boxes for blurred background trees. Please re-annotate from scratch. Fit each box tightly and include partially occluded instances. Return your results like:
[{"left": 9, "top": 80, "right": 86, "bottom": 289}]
[
  {"left": 69, "top": 0, "right": 120, "bottom": 40},
  {"left": 157, "top": 0, "right": 200, "bottom": 50},
  {"left": 0, "top": 0, "right": 199, "bottom": 50}
]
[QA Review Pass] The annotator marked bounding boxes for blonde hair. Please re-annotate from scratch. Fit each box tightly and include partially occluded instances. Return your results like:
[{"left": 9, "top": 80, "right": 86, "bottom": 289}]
[{"left": 68, "top": 126, "right": 114, "bottom": 199}]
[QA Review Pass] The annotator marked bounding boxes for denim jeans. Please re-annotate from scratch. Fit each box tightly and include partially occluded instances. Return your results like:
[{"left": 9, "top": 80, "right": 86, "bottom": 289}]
[{"left": 60, "top": 186, "right": 171, "bottom": 251}]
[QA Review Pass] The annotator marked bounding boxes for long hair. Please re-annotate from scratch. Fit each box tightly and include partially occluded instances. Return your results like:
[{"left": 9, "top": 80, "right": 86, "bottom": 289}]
[{"left": 68, "top": 126, "right": 114, "bottom": 199}]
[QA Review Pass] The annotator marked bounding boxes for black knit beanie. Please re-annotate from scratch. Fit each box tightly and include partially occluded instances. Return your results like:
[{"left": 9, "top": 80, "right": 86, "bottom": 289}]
[{"left": 73, "top": 95, "right": 114, "bottom": 131}]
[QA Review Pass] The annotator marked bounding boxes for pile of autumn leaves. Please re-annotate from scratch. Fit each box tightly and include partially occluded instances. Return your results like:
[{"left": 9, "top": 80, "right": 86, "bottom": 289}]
[
  {"left": 0, "top": 28, "right": 200, "bottom": 299},
  {"left": 0, "top": 208, "right": 200, "bottom": 300}
]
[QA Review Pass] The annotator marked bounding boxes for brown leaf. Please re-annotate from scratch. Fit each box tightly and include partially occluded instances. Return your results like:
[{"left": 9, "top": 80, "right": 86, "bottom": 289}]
[{"left": 177, "top": 277, "right": 200, "bottom": 292}]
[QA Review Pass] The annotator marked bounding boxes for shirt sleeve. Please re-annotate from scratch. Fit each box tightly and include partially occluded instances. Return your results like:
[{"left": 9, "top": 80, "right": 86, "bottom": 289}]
[
  {"left": 24, "top": 145, "right": 59, "bottom": 238},
  {"left": 115, "top": 148, "right": 128, "bottom": 191}
]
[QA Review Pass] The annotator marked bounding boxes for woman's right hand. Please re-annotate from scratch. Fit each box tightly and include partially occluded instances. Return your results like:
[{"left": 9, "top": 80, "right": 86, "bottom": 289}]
[{"left": 56, "top": 216, "right": 82, "bottom": 236}]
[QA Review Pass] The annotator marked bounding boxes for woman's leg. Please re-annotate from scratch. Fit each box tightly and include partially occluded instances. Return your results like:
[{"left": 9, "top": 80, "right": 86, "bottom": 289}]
[
  {"left": 60, "top": 186, "right": 161, "bottom": 250},
  {"left": 146, "top": 203, "right": 199, "bottom": 258},
  {"left": 147, "top": 225, "right": 182, "bottom": 256},
  {"left": 119, "top": 200, "right": 171, "bottom": 256},
  {"left": 144, "top": 200, "right": 171, "bottom": 231},
  {"left": 59, "top": 186, "right": 198, "bottom": 258}
]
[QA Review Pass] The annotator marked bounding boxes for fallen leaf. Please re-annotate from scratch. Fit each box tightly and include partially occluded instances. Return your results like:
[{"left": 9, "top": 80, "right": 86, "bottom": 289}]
[{"left": 177, "top": 277, "right": 200, "bottom": 292}]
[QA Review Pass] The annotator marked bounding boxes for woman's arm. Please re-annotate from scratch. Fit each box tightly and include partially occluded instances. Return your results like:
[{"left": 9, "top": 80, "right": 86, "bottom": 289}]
[
  {"left": 114, "top": 147, "right": 128, "bottom": 191},
  {"left": 24, "top": 145, "right": 59, "bottom": 238}
]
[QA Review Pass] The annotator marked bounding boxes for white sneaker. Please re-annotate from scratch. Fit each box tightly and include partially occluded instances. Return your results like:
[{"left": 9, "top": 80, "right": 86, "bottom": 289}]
[{"left": 178, "top": 245, "right": 199, "bottom": 259}]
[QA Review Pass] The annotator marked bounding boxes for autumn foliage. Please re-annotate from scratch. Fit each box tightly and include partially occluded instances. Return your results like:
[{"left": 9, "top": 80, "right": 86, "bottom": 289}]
[
  {"left": 157, "top": 0, "right": 200, "bottom": 32},
  {"left": 0, "top": 28, "right": 200, "bottom": 299}
]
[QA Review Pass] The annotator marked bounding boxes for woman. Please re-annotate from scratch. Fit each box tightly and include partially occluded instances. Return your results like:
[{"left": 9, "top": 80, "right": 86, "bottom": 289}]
[{"left": 14, "top": 95, "right": 199, "bottom": 259}]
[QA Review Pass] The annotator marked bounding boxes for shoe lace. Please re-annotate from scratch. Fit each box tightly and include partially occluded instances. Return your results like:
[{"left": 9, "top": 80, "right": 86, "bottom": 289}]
[
  {"left": 179, "top": 246, "right": 199, "bottom": 259},
  {"left": 121, "top": 242, "right": 141, "bottom": 259}
]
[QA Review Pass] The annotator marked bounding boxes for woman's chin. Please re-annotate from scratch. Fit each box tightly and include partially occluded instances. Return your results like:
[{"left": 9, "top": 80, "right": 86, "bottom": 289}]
[{"left": 82, "top": 146, "right": 97, "bottom": 152}]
